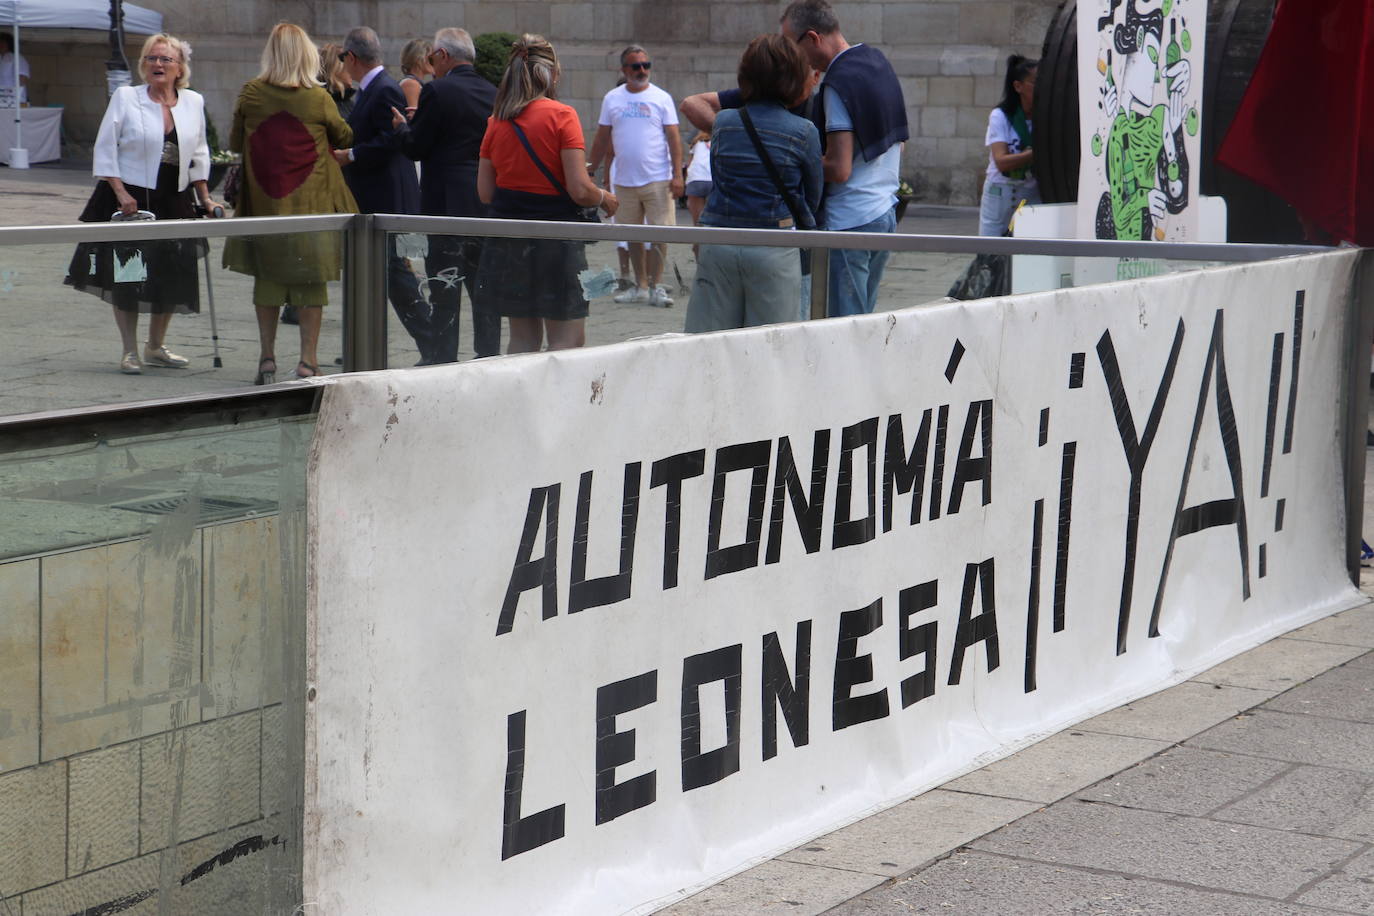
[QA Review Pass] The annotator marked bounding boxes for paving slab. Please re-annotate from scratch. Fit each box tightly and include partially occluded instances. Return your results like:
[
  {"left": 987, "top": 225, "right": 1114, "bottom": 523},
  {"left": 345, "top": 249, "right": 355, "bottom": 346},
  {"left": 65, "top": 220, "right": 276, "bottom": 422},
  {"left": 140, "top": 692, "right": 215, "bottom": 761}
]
[
  {"left": 1075, "top": 680, "right": 1273, "bottom": 743},
  {"left": 1346, "top": 650, "right": 1374, "bottom": 670},
  {"left": 1075, "top": 745, "right": 1291, "bottom": 816},
  {"left": 941, "top": 731, "right": 1171, "bottom": 804},
  {"left": 1262, "top": 663, "right": 1374, "bottom": 723},
  {"left": 774, "top": 789, "right": 1041, "bottom": 878},
  {"left": 1189, "top": 708, "right": 1374, "bottom": 774},
  {"left": 828, "top": 850, "right": 1345, "bottom": 916},
  {"left": 1285, "top": 603, "right": 1374, "bottom": 649},
  {"left": 656, "top": 858, "right": 884, "bottom": 916},
  {"left": 969, "top": 800, "right": 1361, "bottom": 899},
  {"left": 1295, "top": 847, "right": 1374, "bottom": 912},
  {"left": 1190, "top": 637, "right": 1370, "bottom": 692},
  {"left": 1213, "top": 764, "right": 1374, "bottom": 842}
]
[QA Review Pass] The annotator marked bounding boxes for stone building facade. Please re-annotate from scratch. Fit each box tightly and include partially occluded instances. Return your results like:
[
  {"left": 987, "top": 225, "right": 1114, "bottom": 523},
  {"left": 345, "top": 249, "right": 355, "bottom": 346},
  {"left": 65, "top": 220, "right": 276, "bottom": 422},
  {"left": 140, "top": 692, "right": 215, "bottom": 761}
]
[{"left": 19, "top": 1, "right": 1060, "bottom": 204}]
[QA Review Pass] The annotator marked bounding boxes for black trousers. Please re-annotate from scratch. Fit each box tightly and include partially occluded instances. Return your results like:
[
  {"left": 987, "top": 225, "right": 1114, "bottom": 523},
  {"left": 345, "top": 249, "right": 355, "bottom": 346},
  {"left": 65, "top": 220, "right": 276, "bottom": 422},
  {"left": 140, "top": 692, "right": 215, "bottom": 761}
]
[{"left": 426, "top": 235, "right": 499, "bottom": 361}]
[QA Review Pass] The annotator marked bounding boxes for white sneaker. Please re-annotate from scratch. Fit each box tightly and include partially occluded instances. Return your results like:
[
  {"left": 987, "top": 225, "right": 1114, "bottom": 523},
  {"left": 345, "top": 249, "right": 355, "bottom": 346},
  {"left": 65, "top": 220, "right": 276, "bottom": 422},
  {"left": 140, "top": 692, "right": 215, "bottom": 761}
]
[
  {"left": 649, "top": 285, "right": 674, "bottom": 307},
  {"left": 614, "top": 286, "right": 649, "bottom": 303}
]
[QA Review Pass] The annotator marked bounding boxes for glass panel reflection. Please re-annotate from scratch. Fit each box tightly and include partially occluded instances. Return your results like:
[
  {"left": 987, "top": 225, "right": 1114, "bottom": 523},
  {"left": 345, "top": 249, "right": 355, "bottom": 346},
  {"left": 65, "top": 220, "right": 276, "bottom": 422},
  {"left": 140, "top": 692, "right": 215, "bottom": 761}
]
[{"left": 0, "top": 232, "right": 344, "bottom": 417}]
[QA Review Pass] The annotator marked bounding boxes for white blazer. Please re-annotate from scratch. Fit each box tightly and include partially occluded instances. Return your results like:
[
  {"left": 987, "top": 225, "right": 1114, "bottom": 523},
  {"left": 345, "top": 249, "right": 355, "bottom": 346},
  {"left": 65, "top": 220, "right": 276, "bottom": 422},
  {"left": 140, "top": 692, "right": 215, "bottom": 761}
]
[{"left": 92, "top": 84, "right": 210, "bottom": 192}]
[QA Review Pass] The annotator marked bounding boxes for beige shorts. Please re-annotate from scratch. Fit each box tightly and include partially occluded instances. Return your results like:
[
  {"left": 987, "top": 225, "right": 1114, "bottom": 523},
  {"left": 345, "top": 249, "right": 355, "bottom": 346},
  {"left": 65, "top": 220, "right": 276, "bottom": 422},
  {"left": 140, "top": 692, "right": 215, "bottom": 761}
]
[{"left": 614, "top": 179, "right": 675, "bottom": 231}]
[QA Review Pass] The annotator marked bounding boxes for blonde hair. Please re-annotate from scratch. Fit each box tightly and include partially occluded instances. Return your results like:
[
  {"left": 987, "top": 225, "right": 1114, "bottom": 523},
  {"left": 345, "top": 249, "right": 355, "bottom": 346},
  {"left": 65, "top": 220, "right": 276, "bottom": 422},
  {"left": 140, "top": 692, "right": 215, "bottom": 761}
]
[
  {"left": 138, "top": 33, "right": 191, "bottom": 89},
  {"left": 401, "top": 38, "right": 432, "bottom": 76},
  {"left": 257, "top": 22, "right": 322, "bottom": 89},
  {"left": 492, "top": 34, "right": 560, "bottom": 121},
  {"left": 319, "top": 42, "right": 350, "bottom": 96}
]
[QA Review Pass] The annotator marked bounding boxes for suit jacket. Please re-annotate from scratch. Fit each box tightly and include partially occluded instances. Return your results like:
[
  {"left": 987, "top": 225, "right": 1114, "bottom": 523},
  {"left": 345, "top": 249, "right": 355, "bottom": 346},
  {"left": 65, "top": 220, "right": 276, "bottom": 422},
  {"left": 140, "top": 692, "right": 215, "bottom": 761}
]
[
  {"left": 343, "top": 70, "right": 420, "bottom": 215},
  {"left": 397, "top": 65, "right": 496, "bottom": 217}
]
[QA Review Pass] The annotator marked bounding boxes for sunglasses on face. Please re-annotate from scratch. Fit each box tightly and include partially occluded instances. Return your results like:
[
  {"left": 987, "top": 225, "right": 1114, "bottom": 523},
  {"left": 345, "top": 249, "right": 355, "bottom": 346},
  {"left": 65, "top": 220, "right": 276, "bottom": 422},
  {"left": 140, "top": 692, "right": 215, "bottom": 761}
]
[
  {"left": 144, "top": 55, "right": 178, "bottom": 66},
  {"left": 337, "top": 51, "right": 351, "bottom": 62},
  {"left": 626, "top": 61, "right": 651, "bottom": 71}
]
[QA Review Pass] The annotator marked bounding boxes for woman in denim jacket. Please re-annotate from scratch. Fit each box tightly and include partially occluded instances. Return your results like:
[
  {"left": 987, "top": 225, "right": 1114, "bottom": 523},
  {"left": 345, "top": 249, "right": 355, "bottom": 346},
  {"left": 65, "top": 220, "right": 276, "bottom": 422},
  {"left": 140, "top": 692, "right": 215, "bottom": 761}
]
[{"left": 685, "top": 35, "right": 822, "bottom": 333}]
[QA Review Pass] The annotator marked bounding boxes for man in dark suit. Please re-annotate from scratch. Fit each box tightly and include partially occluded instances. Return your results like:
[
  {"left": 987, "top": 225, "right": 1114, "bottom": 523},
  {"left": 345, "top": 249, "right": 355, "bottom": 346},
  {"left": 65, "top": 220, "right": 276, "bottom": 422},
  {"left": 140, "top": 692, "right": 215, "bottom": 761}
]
[
  {"left": 332, "top": 26, "right": 434, "bottom": 363},
  {"left": 392, "top": 27, "right": 499, "bottom": 361}
]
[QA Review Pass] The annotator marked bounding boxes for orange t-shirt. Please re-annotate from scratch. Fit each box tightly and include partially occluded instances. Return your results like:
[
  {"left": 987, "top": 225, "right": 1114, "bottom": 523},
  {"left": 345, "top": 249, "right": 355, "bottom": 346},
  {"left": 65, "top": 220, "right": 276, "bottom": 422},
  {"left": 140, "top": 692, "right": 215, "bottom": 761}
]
[{"left": 480, "top": 98, "right": 585, "bottom": 195}]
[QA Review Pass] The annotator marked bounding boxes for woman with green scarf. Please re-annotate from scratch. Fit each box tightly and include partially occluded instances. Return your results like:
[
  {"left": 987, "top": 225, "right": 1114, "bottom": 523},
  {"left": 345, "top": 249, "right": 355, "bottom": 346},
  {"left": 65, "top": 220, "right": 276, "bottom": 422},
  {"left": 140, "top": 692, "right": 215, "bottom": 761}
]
[{"left": 979, "top": 54, "right": 1038, "bottom": 237}]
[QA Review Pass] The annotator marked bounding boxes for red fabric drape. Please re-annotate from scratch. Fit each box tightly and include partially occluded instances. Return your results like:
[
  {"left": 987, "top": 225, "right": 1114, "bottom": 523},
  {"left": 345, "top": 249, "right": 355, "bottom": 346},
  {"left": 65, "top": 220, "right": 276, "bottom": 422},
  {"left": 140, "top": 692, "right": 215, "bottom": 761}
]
[{"left": 1217, "top": 0, "right": 1374, "bottom": 245}]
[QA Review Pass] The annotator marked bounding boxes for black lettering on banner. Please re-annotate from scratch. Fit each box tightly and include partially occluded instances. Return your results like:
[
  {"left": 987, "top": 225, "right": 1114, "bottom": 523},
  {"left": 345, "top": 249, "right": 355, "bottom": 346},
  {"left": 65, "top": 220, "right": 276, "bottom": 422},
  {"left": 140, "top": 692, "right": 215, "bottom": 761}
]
[
  {"left": 705, "top": 441, "right": 772, "bottom": 579},
  {"left": 496, "top": 484, "right": 561, "bottom": 636},
  {"left": 833, "top": 418, "right": 880, "bottom": 549},
  {"left": 1150, "top": 310, "right": 1251, "bottom": 639},
  {"left": 650, "top": 450, "right": 706, "bottom": 590},
  {"left": 1025, "top": 498, "right": 1044, "bottom": 693},
  {"left": 1275, "top": 499, "right": 1285, "bottom": 532},
  {"left": 762, "top": 622, "right": 812, "bottom": 760},
  {"left": 883, "top": 411, "right": 932, "bottom": 532},
  {"left": 945, "top": 339, "right": 966, "bottom": 382},
  {"left": 569, "top": 464, "right": 642, "bottom": 614},
  {"left": 1039, "top": 407, "right": 1049, "bottom": 447},
  {"left": 1097, "top": 319, "right": 1185, "bottom": 655},
  {"left": 1053, "top": 442, "right": 1076, "bottom": 633},
  {"left": 948, "top": 400, "right": 993, "bottom": 514},
  {"left": 1069, "top": 352, "right": 1086, "bottom": 388},
  {"left": 765, "top": 431, "right": 831, "bottom": 563},
  {"left": 929, "top": 405, "right": 950, "bottom": 521},
  {"left": 1259, "top": 543, "right": 1267, "bottom": 578},
  {"left": 1282, "top": 290, "right": 1304, "bottom": 454},
  {"left": 502, "top": 710, "right": 566, "bottom": 859},
  {"left": 1261, "top": 333, "right": 1284, "bottom": 498},
  {"left": 898, "top": 581, "right": 939, "bottom": 707},
  {"left": 948, "top": 559, "right": 1000, "bottom": 685},
  {"left": 832, "top": 600, "right": 891, "bottom": 730},
  {"left": 595, "top": 671, "right": 658, "bottom": 825},
  {"left": 681, "top": 645, "right": 743, "bottom": 791}
]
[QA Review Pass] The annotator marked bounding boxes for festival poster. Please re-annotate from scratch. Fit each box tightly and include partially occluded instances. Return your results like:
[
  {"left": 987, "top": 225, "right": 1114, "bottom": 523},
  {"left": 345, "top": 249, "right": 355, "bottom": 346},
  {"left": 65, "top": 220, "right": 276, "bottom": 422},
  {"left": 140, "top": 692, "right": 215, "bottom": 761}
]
[{"left": 1077, "top": 0, "right": 1205, "bottom": 241}]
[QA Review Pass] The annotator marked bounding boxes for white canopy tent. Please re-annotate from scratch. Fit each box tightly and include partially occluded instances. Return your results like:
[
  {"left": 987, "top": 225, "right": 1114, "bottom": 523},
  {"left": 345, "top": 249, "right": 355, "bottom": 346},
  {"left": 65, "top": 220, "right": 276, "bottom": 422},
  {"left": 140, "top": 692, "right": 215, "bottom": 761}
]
[{"left": 1, "top": 0, "right": 163, "bottom": 165}]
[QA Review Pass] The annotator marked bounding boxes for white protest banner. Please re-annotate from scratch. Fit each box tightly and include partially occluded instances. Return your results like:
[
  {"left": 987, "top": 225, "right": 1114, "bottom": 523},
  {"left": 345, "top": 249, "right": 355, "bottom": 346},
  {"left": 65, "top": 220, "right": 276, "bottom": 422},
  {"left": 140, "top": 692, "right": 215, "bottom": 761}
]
[
  {"left": 1078, "top": 0, "right": 1205, "bottom": 241},
  {"left": 306, "top": 251, "right": 1364, "bottom": 915}
]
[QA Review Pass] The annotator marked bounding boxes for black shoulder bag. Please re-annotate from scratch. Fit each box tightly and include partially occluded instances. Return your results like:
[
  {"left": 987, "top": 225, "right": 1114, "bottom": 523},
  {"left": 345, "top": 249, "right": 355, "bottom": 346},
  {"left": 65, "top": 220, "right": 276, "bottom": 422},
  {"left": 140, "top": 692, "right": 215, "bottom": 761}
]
[
  {"left": 737, "top": 107, "right": 815, "bottom": 275},
  {"left": 509, "top": 118, "right": 601, "bottom": 223}
]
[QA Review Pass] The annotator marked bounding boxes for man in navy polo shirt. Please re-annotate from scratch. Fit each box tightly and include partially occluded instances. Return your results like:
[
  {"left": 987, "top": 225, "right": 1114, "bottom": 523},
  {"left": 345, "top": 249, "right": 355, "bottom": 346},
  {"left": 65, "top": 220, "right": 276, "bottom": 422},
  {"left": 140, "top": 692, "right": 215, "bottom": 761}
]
[{"left": 782, "top": 0, "right": 907, "bottom": 316}]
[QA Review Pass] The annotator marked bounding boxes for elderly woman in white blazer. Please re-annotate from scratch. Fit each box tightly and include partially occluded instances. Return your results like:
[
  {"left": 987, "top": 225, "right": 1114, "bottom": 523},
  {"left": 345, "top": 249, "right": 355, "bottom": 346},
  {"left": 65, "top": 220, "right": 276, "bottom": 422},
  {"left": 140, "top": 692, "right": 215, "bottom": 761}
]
[{"left": 65, "top": 32, "right": 223, "bottom": 375}]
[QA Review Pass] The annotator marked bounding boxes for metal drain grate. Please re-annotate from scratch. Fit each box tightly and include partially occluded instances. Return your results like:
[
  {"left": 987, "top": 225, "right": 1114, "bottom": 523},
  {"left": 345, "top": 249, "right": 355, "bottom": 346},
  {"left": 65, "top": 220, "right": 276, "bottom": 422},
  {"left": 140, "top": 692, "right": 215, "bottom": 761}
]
[{"left": 110, "top": 495, "right": 278, "bottom": 522}]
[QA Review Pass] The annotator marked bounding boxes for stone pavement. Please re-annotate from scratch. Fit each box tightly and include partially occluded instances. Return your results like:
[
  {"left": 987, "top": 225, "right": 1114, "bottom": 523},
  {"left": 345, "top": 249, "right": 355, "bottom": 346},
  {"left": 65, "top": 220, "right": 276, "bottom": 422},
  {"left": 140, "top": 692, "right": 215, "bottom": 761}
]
[{"left": 0, "top": 160, "right": 975, "bottom": 417}]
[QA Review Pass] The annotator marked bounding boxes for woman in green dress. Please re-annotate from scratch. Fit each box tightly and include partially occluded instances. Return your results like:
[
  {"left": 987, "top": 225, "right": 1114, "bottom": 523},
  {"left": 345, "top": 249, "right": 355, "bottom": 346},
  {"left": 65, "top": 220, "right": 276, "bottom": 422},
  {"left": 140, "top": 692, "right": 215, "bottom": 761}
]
[{"left": 224, "top": 22, "right": 358, "bottom": 383}]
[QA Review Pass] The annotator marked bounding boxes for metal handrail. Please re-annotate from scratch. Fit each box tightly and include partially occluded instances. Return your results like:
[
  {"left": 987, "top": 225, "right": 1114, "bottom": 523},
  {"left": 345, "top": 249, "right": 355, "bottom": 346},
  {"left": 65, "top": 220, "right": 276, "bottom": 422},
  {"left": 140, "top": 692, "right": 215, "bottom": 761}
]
[{"left": 0, "top": 212, "right": 1331, "bottom": 262}]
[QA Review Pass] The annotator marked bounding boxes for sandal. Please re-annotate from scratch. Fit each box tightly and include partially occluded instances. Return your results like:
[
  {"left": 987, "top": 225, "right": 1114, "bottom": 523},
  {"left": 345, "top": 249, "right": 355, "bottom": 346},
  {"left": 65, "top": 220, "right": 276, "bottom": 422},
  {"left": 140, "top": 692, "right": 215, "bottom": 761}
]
[
  {"left": 254, "top": 357, "right": 276, "bottom": 386},
  {"left": 294, "top": 361, "right": 320, "bottom": 379}
]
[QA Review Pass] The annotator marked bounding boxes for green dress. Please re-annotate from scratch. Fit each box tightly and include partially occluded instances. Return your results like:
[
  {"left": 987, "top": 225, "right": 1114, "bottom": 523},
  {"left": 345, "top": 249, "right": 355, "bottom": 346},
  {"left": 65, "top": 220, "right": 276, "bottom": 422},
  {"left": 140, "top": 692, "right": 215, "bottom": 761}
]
[{"left": 223, "top": 79, "right": 358, "bottom": 288}]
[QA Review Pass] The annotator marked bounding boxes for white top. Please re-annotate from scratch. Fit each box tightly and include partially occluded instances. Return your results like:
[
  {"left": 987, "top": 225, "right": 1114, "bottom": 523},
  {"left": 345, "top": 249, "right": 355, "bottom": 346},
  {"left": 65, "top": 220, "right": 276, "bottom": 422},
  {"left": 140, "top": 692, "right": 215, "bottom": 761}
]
[
  {"left": 685, "top": 138, "right": 711, "bottom": 184},
  {"left": 984, "top": 107, "right": 1037, "bottom": 189},
  {"left": 597, "top": 83, "right": 678, "bottom": 187},
  {"left": 0, "top": 51, "right": 28, "bottom": 103},
  {"left": 92, "top": 84, "right": 210, "bottom": 191},
  {"left": 822, "top": 84, "right": 901, "bottom": 231}
]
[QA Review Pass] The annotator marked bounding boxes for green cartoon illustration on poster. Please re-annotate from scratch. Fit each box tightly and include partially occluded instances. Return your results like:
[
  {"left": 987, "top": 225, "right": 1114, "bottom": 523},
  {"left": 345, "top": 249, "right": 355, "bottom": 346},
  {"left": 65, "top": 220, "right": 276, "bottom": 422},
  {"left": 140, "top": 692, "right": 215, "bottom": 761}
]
[{"left": 1082, "top": 0, "right": 1202, "bottom": 241}]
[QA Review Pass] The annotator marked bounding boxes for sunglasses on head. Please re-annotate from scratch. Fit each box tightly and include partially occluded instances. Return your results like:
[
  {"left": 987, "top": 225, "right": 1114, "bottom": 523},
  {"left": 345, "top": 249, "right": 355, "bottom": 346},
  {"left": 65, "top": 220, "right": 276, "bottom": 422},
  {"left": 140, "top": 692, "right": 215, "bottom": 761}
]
[{"left": 626, "top": 61, "right": 651, "bottom": 71}]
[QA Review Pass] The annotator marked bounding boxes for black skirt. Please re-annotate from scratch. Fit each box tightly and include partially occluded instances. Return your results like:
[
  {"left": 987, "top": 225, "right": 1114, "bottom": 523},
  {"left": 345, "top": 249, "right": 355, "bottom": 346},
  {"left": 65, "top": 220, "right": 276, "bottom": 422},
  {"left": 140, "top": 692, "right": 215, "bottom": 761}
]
[
  {"left": 65, "top": 163, "right": 204, "bottom": 315},
  {"left": 473, "top": 187, "right": 589, "bottom": 321}
]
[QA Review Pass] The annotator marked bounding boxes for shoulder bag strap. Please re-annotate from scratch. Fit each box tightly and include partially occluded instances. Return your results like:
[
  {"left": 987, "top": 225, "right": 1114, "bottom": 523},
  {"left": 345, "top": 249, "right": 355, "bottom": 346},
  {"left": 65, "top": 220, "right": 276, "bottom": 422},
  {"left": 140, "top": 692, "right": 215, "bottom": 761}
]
[
  {"left": 509, "top": 117, "right": 578, "bottom": 207},
  {"left": 738, "top": 107, "right": 813, "bottom": 229}
]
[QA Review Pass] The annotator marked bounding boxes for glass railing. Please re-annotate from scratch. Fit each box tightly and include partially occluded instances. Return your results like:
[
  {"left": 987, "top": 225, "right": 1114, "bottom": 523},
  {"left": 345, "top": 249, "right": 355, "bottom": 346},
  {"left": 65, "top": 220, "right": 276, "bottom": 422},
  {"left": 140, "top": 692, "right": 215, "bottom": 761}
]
[
  {"left": 0, "top": 212, "right": 1324, "bottom": 415},
  {"left": 0, "top": 387, "right": 315, "bottom": 913}
]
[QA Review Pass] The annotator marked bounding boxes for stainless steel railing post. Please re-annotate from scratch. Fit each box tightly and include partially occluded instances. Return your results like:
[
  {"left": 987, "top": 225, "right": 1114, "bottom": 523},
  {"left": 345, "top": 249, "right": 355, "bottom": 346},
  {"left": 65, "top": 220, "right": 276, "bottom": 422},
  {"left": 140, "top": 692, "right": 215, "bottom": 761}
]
[
  {"left": 809, "top": 247, "right": 829, "bottom": 319},
  {"left": 343, "top": 213, "right": 389, "bottom": 372}
]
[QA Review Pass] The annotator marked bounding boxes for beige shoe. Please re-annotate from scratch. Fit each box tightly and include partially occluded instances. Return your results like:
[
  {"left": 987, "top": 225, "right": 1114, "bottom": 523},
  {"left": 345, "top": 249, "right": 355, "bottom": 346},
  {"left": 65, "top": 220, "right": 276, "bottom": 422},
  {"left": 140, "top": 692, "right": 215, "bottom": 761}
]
[
  {"left": 119, "top": 352, "right": 142, "bottom": 375},
  {"left": 143, "top": 343, "right": 190, "bottom": 368}
]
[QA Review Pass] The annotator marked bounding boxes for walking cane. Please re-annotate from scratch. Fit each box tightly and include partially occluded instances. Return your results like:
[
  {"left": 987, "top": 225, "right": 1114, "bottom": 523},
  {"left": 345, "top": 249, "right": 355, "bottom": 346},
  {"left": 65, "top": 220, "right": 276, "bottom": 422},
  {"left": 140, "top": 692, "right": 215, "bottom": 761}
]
[{"left": 198, "top": 204, "right": 225, "bottom": 367}]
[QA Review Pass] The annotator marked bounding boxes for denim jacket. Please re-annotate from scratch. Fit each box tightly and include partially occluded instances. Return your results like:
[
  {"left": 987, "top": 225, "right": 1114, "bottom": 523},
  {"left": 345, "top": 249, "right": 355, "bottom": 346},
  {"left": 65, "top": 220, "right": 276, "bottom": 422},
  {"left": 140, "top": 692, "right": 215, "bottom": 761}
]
[{"left": 701, "top": 101, "right": 823, "bottom": 231}]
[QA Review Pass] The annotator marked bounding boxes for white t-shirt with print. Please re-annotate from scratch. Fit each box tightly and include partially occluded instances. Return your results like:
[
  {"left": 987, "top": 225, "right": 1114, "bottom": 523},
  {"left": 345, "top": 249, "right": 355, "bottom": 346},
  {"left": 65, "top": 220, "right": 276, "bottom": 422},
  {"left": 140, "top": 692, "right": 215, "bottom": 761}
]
[
  {"left": 984, "top": 107, "right": 1036, "bottom": 189},
  {"left": 598, "top": 83, "right": 678, "bottom": 187}
]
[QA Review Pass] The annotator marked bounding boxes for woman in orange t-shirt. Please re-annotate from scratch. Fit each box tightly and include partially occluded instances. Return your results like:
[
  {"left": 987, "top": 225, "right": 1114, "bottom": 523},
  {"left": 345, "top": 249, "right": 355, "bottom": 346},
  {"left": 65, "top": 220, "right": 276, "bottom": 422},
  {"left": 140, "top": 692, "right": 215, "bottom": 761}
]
[{"left": 474, "top": 34, "right": 618, "bottom": 353}]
